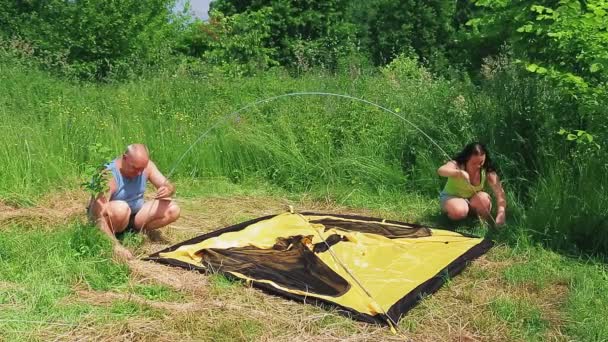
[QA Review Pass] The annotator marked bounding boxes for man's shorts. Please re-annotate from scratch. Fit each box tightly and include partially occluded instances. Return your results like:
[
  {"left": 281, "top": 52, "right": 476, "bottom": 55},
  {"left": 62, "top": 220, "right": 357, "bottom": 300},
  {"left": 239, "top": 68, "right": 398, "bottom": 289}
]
[
  {"left": 127, "top": 212, "right": 138, "bottom": 231},
  {"left": 116, "top": 210, "right": 140, "bottom": 237}
]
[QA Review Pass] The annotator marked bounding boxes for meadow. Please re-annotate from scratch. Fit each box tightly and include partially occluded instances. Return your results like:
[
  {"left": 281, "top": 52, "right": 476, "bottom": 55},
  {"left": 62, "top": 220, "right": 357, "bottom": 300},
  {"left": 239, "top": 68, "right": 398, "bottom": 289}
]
[{"left": 1, "top": 55, "right": 607, "bottom": 341}]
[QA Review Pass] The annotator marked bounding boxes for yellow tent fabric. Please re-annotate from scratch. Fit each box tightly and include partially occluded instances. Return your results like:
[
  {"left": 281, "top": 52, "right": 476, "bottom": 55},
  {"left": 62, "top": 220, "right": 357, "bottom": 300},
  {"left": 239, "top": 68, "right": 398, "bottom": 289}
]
[{"left": 147, "top": 212, "right": 492, "bottom": 324}]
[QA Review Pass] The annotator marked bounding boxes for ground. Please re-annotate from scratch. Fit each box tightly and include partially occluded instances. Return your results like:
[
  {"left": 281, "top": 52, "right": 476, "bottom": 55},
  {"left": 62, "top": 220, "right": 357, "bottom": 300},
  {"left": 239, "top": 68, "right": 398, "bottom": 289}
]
[{"left": 0, "top": 189, "right": 585, "bottom": 341}]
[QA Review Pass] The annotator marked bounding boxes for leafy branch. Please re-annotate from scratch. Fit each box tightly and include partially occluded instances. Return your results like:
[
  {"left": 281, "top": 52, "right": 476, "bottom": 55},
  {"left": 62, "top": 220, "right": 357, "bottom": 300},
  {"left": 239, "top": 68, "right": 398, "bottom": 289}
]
[{"left": 81, "top": 143, "right": 113, "bottom": 197}]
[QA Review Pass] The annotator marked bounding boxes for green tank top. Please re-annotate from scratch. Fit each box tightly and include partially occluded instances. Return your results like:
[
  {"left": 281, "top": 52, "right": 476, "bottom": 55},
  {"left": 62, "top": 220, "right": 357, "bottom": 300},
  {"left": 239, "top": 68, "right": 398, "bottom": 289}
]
[{"left": 442, "top": 168, "right": 486, "bottom": 198}]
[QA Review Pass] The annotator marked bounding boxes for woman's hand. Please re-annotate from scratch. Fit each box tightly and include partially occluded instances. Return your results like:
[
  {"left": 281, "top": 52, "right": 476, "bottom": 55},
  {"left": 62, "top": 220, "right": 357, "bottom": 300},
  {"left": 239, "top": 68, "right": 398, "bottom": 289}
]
[
  {"left": 495, "top": 208, "right": 506, "bottom": 226},
  {"left": 460, "top": 170, "right": 471, "bottom": 184}
]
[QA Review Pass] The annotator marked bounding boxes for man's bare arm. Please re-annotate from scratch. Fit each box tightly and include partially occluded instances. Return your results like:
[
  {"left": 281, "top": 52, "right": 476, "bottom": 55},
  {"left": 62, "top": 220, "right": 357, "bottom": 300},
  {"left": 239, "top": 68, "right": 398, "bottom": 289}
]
[
  {"left": 146, "top": 161, "right": 175, "bottom": 199},
  {"left": 88, "top": 178, "right": 133, "bottom": 259}
]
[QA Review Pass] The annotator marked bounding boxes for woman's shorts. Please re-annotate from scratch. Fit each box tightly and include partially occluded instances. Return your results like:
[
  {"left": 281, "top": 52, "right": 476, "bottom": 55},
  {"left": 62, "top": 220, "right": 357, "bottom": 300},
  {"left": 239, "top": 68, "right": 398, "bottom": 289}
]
[{"left": 439, "top": 191, "right": 470, "bottom": 209}]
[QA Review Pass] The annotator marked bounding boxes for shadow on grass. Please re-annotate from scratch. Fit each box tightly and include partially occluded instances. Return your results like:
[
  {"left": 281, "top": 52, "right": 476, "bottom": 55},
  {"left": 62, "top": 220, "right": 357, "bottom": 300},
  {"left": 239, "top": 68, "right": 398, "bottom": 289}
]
[{"left": 420, "top": 211, "right": 493, "bottom": 238}]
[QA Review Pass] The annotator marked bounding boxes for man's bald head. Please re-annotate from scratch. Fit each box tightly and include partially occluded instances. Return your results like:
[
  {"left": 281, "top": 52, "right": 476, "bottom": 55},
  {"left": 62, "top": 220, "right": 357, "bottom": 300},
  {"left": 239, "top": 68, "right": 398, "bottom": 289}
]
[
  {"left": 126, "top": 144, "right": 149, "bottom": 162},
  {"left": 121, "top": 144, "right": 149, "bottom": 177}
]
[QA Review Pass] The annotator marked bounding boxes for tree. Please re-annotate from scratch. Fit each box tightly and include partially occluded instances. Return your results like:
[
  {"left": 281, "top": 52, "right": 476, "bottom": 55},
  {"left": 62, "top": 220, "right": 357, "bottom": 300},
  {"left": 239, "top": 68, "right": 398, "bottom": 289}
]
[
  {"left": 0, "top": 0, "right": 183, "bottom": 80},
  {"left": 210, "top": 0, "right": 356, "bottom": 70},
  {"left": 182, "top": 8, "right": 278, "bottom": 76},
  {"left": 467, "top": 0, "right": 608, "bottom": 103},
  {"left": 350, "top": 0, "right": 457, "bottom": 66}
]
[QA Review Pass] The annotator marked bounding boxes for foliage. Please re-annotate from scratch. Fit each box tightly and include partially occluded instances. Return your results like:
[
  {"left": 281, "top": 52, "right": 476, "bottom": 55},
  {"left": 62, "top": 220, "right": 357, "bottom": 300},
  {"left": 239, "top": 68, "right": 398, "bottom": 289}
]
[
  {"left": 81, "top": 143, "right": 114, "bottom": 197},
  {"left": 1, "top": 0, "right": 607, "bottom": 255},
  {"left": 557, "top": 128, "right": 600, "bottom": 149},
  {"left": 182, "top": 8, "right": 278, "bottom": 76},
  {"left": 2, "top": 2, "right": 608, "bottom": 339},
  {"left": 467, "top": 0, "right": 608, "bottom": 103},
  {"left": 524, "top": 155, "right": 608, "bottom": 254},
  {"left": 522, "top": 126, "right": 606, "bottom": 254},
  {"left": 208, "top": 0, "right": 460, "bottom": 71},
  {"left": 464, "top": 3, "right": 608, "bottom": 246},
  {"left": 210, "top": 0, "right": 359, "bottom": 71},
  {"left": 2, "top": 52, "right": 607, "bottom": 254},
  {"left": 0, "top": 0, "right": 184, "bottom": 80},
  {"left": 350, "top": 0, "right": 457, "bottom": 67}
]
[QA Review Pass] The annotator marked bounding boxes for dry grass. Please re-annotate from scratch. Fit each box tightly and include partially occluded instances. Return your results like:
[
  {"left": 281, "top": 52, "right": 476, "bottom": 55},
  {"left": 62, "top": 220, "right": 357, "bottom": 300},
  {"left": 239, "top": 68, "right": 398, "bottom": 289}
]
[
  {"left": 0, "top": 190, "right": 87, "bottom": 229},
  {"left": 127, "top": 260, "right": 209, "bottom": 296},
  {"left": 0, "top": 190, "right": 572, "bottom": 341},
  {"left": 52, "top": 287, "right": 408, "bottom": 341},
  {"left": 398, "top": 245, "right": 570, "bottom": 342}
]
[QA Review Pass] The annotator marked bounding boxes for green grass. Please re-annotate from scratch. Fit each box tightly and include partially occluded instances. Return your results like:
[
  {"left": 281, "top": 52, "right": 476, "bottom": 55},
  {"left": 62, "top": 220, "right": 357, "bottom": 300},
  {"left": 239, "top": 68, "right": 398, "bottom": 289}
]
[
  {"left": 0, "top": 223, "right": 131, "bottom": 339},
  {"left": 1, "top": 192, "right": 608, "bottom": 340},
  {"left": 2, "top": 54, "right": 607, "bottom": 253},
  {"left": 119, "top": 231, "right": 146, "bottom": 249},
  {"left": 490, "top": 296, "right": 548, "bottom": 341},
  {"left": 129, "top": 284, "right": 186, "bottom": 302},
  {"left": 0, "top": 55, "right": 471, "bottom": 202},
  {"left": 173, "top": 177, "right": 289, "bottom": 199},
  {"left": 0, "top": 223, "right": 186, "bottom": 341},
  {"left": 566, "top": 265, "right": 608, "bottom": 341},
  {"left": 205, "top": 318, "right": 264, "bottom": 341},
  {"left": 107, "top": 300, "right": 165, "bottom": 318},
  {"left": 496, "top": 246, "right": 608, "bottom": 341},
  {"left": 1, "top": 53, "right": 608, "bottom": 339},
  {"left": 208, "top": 273, "right": 243, "bottom": 292}
]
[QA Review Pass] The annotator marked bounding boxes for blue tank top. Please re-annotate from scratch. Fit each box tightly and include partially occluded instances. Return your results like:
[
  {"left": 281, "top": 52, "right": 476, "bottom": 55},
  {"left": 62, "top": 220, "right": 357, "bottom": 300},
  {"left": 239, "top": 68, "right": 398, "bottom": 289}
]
[{"left": 106, "top": 159, "right": 147, "bottom": 213}]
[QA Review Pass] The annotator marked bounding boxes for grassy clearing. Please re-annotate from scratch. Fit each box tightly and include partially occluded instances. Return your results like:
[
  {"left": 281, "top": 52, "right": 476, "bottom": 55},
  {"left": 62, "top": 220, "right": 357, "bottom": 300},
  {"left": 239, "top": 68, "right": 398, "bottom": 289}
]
[
  {"left": 3, "top": 56, "right": 607, "bottom": 255},
  {"left": 1, "top": 54, "right": 606, "bottom": 340},
  {"left": 1, "top": 184, "right": 607, "bottom": 341}
]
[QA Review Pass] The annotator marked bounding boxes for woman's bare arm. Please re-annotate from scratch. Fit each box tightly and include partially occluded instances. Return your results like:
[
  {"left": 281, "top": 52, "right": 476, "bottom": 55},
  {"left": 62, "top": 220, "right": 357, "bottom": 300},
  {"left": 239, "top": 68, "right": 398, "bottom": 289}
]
[
  {"left": 438, "top": 160, "right": 469, "bottom": 182},
  {"left": 487, "top": 171, "right": 507, "bottom": 225}
]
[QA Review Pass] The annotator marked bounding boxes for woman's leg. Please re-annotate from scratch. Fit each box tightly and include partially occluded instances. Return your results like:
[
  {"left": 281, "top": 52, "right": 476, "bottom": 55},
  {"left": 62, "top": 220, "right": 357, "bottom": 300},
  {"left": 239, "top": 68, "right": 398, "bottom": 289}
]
[
  {"left": 442, "top": 197, "right": 470, "bottom": 221},
  {"left": 469, "top": 191, "right": 492, "bottom": 218}
]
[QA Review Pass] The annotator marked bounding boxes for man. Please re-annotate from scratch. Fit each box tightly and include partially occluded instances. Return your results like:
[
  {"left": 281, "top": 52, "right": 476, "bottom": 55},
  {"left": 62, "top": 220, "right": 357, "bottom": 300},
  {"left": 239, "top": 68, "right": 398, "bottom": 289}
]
[{"left": 88, "top": 144, "right": 180, "bottom": 261}]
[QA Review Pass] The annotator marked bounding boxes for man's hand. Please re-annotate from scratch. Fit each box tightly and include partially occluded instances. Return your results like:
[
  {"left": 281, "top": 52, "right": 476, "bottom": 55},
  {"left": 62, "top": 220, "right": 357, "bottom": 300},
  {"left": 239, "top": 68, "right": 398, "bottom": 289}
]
[
  {"left": 154, "top": 185, "right": 173, "bottom": 199},
  {"left": 113, "top": 245, "right": 134, "bottom": 262},
  {"left": 100, "top": 206, "right": 111, "bottom": 219}
]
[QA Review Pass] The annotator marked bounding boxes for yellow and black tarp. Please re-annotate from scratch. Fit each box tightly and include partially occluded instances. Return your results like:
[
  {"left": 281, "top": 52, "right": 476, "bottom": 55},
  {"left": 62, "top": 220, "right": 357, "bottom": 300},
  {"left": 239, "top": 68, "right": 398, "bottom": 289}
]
[{"left": 147, "top": 212, "right": 492, "bottom": 324}]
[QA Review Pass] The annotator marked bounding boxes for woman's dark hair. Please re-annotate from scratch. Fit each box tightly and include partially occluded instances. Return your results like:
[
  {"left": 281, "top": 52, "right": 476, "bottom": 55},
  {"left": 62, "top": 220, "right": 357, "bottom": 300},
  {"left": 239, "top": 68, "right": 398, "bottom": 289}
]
[{"left": 453, "top": 142, "right": 497, "bottom": 173}]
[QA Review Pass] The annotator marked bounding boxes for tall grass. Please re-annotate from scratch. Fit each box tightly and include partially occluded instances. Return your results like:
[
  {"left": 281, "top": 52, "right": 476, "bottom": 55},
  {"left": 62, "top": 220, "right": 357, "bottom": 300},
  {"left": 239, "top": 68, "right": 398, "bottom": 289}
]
[
  {"left": 1, "top": 54, "right": 606, "bottom": 254},
  {"left": 0, "top": 56, "right": 464, "bottom": 196},
  {"left": 524, "top": 152, "right": 608, "bottom": 254}
]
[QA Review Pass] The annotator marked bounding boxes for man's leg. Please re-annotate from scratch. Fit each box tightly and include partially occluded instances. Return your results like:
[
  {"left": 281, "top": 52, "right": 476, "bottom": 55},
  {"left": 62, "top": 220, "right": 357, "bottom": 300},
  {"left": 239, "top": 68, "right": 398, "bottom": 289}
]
[
  {"left": 87, "top": 200, "right": 133, "bottom": 261},
  {"left": 133, "top": 199, "right": 180, "bottom": 231},
  {"left": 89, "top": 200, "right": 131, "bottom": 234}
]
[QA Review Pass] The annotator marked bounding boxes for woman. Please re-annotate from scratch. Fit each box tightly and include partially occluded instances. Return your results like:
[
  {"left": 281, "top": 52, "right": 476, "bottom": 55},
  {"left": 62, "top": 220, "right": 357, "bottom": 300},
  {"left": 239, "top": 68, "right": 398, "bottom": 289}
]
[{"left": 437, "top": 142, "right": 506, "bottom": 226}]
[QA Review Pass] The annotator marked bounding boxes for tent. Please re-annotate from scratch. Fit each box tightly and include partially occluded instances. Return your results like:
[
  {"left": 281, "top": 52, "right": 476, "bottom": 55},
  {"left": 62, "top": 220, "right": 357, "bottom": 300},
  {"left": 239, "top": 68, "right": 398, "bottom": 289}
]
[{"left": 147, "top": 212, "right": 492, "bottom": 325}]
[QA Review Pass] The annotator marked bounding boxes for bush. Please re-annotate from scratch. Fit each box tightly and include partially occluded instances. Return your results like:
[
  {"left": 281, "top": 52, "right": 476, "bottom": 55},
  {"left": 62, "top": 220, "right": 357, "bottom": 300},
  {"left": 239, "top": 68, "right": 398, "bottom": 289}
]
[{"left": 0, "top": 0, "right": 185, "bottom": 81}]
